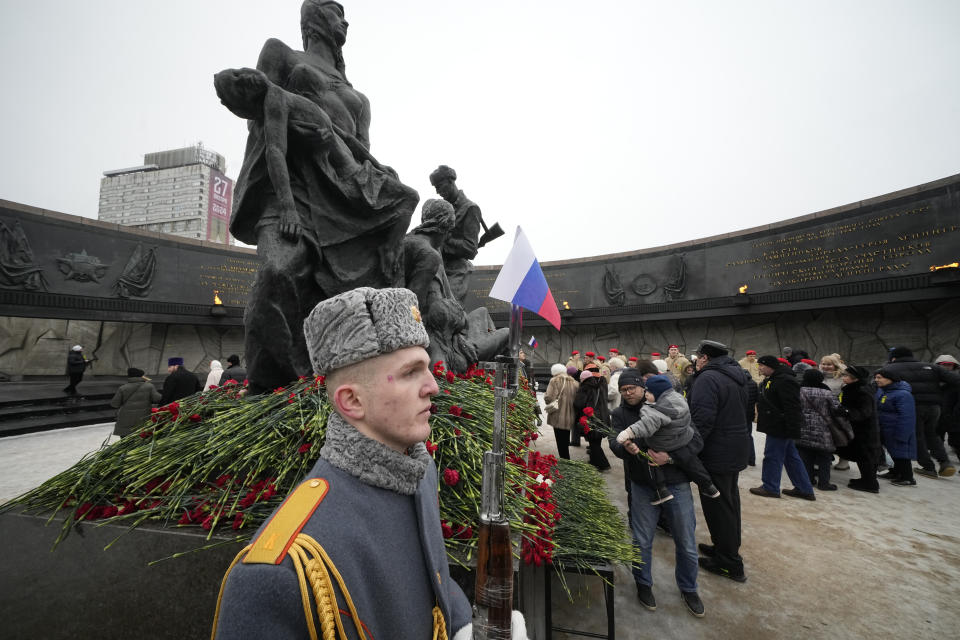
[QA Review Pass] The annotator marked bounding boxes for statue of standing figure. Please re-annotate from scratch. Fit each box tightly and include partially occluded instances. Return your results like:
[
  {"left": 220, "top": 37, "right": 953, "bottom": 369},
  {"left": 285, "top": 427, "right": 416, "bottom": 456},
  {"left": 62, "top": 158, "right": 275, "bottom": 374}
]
[
  {"left": 218, "top": 0, "right": 418, "bottom": 393},
  {"left": 429, "top": 165, "right": 483, "bottom": 307},
  {"left": 403, "top": 199, "right": 509, "bottom": 372}
]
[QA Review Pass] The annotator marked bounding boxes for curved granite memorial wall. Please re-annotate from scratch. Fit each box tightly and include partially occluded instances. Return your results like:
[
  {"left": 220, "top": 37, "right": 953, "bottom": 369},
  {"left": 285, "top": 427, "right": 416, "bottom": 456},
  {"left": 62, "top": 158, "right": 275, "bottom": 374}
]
[
  {"left": 2, "top": 173, "right": 959, "bottom": 377},
  {"left": 464, "top": 173, "right": 960, "bottom": 369}
]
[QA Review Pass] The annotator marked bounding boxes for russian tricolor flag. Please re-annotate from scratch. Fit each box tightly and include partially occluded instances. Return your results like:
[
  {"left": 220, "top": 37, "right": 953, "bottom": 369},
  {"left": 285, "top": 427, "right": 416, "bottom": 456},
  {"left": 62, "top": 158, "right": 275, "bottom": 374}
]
[{"left": 489, "top": 227, "right": 561, "bottom": 330}]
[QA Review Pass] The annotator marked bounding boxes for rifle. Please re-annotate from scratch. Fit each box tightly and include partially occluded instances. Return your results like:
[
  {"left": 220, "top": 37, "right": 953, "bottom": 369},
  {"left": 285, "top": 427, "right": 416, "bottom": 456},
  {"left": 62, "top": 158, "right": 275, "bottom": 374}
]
[{"left": 473, "top": 304, "right": 522, "bottom": 639}]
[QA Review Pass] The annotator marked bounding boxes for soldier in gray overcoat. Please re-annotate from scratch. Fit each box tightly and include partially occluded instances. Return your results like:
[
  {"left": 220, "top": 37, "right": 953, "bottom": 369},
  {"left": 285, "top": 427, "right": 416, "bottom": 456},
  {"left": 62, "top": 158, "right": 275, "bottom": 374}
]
[{"left": 212, "top": 287, "right": 529, "bottom": 639}]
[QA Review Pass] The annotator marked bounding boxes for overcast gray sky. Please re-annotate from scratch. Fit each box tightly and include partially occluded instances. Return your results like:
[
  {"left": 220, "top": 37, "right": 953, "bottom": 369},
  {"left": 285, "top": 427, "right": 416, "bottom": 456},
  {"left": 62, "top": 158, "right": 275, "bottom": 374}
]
[{"left": 1, "top": 0, "right": 958, "bottom": 265}]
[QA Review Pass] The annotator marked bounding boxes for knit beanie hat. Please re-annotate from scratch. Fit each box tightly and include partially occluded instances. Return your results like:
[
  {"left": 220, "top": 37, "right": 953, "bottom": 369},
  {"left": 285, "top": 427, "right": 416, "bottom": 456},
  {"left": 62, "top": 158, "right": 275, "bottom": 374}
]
[
  {"left": 551, "top": 363, "right": 566, "bottom": 376},
  {"left": 303, "top": 287, "right": 429, "bottom": 375},
  {"left": 801, "top": 368, "right": 825, "bottom": 387},
  {"left": 618, "top": 368, "right": 645, "bottom": 389},
  {"left": 757, "top": 355, "right": 780, "bottom": 369},
  {"left": 566, "top": 365, "right": 579, "bottom": 377},
  {"left": 875, "top": 367, "right": 901, "bottom": 382},
  {"left": 580, "top": 370, "right": 594, "bottom": 382},
  {"left": 935, "top": 355, "right": 960, "bottom": 367},
  {"left": 168, "top": 357, "right": 184, "bottom": 366},
  {"left": 644, "top": 375, "right": 673, "bottom": 400}
]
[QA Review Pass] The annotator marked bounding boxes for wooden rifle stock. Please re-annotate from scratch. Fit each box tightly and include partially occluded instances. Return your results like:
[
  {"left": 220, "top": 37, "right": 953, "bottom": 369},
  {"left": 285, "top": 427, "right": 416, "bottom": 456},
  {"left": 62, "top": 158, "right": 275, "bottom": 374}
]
[{"left": 474, "top": 518, "right": 513, "bottom": 638}]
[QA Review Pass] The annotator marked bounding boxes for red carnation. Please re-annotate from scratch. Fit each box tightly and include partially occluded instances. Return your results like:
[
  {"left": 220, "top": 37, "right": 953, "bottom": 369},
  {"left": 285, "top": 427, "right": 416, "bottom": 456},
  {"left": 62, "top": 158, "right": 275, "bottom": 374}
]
[
  {"left": 442, "top": 468, "right": 461, "bottom": 486},
  {"left": 441, "top": 521, "right": 454, "bottom": 539},
  {"left": 583, "top": 425, "right": 591, "bottom": 434},
  {"left": 425, "top": 440, "right": 439, "bottom": 455},
  {"left": 189, "top": 413, "right": 202, "bottom": 422},
  {"left": 445, "top": 371, "right": 456, "bottom": 383},
  {"left": 583, "top": 407, "right": 595, "bottom": 417},
  {"left": 456, "top": 526, "right": 474, "bottom": 540},
  {"left": 578, "top": 416, "right": 588, "bottom": 427},
  {"left": 139, "top": 430, "right": 153, "bottom": 438},
  {"left": 448, "top": 405, "right": 463, "bottom": 417},
  {"left": 298, "top": 442, "right": 312, "bottom": 454}
]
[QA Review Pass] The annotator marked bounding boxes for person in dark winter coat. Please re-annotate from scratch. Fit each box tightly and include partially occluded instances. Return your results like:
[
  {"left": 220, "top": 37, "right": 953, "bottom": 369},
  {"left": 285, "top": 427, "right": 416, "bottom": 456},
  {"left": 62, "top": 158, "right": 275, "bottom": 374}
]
[
  {"left": 884, "top": 346, "right": 960, "bottom": 478},
  {"left": 796, "top": 369, "right": 839, "bottom": 491},
  {"left": 608, "top": 367, "right": 706, "bottom": 617},
  {"left": 752, "top": 355, "right": 815, "bottom": 500},
  {"left": 574, "top": 365, "right": 611, "bottom": 470},
  {"left": 934, "top": 355, "right": 960, "bottom": 461},
  {"left": 686, "top": 340, "right": 751, "bottom": 583},
  {"left": 160, "top": 357, "right": 202, "bottom": 405},
  {"left": 63, "top": 345, "right": 93, "bottom": 395},
  {"left": 875, "top": 367, "right": 917, "bottom": 486},
  {"left": 110, "top": 368, "right": 161, "bottom": 437},
  {"left": 836, "top": 365, "right": 882, "bottom": 492},
  {"left": 218, "top": 354, "right": 247, "bottom": 386},
  {"left": 615, "top": 375, "right": 720, "bottom": 504}
]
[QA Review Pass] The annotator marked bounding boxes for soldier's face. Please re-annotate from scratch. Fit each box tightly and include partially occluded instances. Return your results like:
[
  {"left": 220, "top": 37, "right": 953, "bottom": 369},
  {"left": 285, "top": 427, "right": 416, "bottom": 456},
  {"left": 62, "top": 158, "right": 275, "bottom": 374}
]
[
  {"left": 359, "top": 347, "right": 439, "bottom": 452},
  {"left": 434, "top": 178, "right": 458, "bottom": 203},
  {"left": 668, "top": 347, "right": 679, "bottom": 357}
]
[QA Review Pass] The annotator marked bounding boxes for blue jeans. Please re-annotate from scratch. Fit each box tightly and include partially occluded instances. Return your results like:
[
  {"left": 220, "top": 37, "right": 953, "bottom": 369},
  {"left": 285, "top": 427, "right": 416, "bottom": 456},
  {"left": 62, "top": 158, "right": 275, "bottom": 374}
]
[
  {"left": 761, "top": 436, "right": 814, "bottom": 494},
  {"left": 629, "top": 481, "right": 698, "bottom": 593}
]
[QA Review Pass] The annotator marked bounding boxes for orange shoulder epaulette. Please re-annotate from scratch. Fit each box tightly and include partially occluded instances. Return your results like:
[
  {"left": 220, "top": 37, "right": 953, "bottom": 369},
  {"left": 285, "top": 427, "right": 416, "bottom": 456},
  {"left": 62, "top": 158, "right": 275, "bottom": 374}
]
[{"left": 243, "top": 478, "right": 329, "bottom": 565}]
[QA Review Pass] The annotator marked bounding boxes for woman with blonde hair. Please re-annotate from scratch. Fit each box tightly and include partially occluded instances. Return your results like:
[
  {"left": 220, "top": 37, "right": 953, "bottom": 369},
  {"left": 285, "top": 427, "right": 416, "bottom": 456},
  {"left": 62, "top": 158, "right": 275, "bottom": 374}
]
[
  {"left": 819, "top": 353, "right": 851, "bottom": 470},
  {"left": 819, "top": 353, "right": 845, "bottom": 396}
]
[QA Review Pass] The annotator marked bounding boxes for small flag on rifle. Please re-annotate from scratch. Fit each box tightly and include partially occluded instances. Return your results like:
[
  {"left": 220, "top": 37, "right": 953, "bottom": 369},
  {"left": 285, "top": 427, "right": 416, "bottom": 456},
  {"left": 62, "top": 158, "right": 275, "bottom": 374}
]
[{"left": 528, "top": 336, "right": 538, "bottom": 348}]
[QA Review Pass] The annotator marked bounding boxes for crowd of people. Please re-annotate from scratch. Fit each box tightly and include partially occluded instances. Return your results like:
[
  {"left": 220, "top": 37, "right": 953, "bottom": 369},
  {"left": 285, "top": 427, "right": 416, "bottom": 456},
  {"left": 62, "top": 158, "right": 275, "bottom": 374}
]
[
  {"left": 67, "top": 351, "right": 248, "bottom": 439},
  {"left": 540, "top": 340, "right": 960, "bottom": 618}
]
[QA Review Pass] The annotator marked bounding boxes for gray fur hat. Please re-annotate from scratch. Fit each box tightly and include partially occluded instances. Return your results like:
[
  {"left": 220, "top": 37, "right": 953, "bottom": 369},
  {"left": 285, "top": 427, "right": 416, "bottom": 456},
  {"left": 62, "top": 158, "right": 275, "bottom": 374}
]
[{"left": 303, "top": 287, "right": 430, "bottom": 375}]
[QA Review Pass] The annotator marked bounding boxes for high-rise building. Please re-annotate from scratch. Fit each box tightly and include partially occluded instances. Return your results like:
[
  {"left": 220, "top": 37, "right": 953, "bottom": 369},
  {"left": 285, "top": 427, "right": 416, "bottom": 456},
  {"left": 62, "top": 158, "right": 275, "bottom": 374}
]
[{"left": 98, "top": 143, "right": 234, "bottom": 244}]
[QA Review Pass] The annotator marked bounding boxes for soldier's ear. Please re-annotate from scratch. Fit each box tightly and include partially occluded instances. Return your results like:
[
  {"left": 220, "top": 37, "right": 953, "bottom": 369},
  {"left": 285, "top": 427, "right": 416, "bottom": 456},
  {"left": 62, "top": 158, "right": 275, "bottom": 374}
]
[{"left": 331, "top": 383, "right": 365, "bottom": 421}]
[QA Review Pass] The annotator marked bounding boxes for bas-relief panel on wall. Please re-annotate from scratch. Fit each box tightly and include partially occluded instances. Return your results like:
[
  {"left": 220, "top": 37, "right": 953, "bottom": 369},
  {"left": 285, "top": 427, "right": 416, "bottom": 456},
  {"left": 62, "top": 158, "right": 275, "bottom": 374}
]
[{"left": 0, "top": 210, "right": 261, "bottom": 307}]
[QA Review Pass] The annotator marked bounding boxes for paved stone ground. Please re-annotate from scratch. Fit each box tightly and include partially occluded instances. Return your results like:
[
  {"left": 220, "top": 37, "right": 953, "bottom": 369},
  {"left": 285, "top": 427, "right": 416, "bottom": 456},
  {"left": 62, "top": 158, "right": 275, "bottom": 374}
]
[{"left": 3, "top": 415, "right": 959, "bottom": 638}]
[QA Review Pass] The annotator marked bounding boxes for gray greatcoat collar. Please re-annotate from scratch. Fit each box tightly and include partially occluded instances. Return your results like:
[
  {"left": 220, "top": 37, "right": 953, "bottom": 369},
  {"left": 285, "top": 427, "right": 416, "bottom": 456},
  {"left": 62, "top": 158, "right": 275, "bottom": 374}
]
[{"left": 320, "top": 412, "right": 429, "bottom": 495}]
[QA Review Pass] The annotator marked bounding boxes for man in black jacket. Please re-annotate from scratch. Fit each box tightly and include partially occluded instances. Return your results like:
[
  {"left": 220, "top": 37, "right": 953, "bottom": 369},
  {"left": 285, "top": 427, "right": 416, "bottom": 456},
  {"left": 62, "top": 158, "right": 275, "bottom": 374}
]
[
  {"left": 885, "top": 347, "right": 959, "bottom": 478},
  {"left": 63, "top": 345, "right": 92, "bottom": 395},
  {"left": 686, "top": 340, "right": 751, "bottom": 583},
  {"left": 608, "top": 368, "right": 705, "bottom": 618},
  {"left": 160, "top": 357, "right": 202, "bottom": 405},
  {"left": 218, "top": 354, "right": 247, "bottom": 386},
  {"left": 751, "top": 355, "right": 815, "bottom": 500}
]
